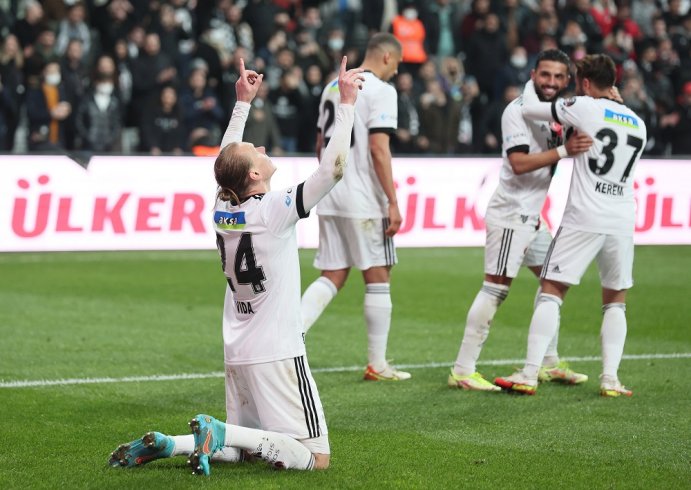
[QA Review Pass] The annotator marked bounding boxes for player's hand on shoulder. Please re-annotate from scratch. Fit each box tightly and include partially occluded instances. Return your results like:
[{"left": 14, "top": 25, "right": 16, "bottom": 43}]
[
  {"left": 608, "top": 85, "right": 624, "bottom": 104},
  {"left": 236, "top": 58, "right": 263, "bottom": 104},
  {"left": 338, "top": 56, "right": 365, "bottom": 106},
  {"left": 565, "top": 129, "right": 593, "bottom": 156}
]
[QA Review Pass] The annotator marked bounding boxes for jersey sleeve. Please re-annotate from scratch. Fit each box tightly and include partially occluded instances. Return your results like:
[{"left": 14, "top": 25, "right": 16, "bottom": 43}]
[
  {"left": 551, "top": 96, "right": 597, "bottom": 131},
  {"left": 260, "top": 183, "right": 310, "bottom": 236},
  {"left": 501, "top": 100, "right": 531, "bottom": 154},
  {"left": 367, "top": 84, "right": 397, "bottom": 134},
  {"left": 219, "top": 101, "right": 251, "bottom": 149}
]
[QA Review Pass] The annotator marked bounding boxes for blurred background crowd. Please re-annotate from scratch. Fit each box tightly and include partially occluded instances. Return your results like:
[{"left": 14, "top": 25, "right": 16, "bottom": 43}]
[{"left": 0, "top": 0, "right": 689, "bottom": 157}]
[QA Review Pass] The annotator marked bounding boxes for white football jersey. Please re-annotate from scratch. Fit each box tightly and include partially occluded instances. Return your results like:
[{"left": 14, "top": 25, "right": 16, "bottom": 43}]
[
  {"left": 316, "top": 71, "right": 397, "bottom": 218},
  {"left": 214, "top": 185, "right": 309, "bottom": 365},
  {"left": 484, "top": 96, "right": 564, "bottom": 230},
  {"left": 552, "top": 96, "right": 647, "bottom": 235}
]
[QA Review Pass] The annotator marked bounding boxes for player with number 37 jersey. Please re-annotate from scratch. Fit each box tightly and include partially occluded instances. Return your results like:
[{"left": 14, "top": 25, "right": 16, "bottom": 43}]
[{"left": 546, "top": 91, "right": 646, "bottom": 235}]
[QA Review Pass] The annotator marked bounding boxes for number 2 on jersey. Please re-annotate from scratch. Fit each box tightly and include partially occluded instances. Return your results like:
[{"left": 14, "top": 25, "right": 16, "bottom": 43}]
[
  {"left": 216, "top": 232, "right": 266, "bottom": 294},
  {"left": 322, "top": 100, "right": 355, "bottom": 148},
  {"left": 588, "top": 128, "right": 643, "bottom": 183}
]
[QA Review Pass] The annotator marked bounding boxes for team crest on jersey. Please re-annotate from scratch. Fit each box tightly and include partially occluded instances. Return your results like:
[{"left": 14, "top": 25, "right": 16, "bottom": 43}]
[
  {"left": 327, "top": 80, "right": 339, "bottom": 92},
  {"left": 214, "top": 211, "right": 246, "bottom": 230},
  {"left": 563, "top": 97, "right": 576, "bottom": 107},
  {"left": 285, "top": 195, "right": 292, "bottom": 207},
  {"left": 604, "top": 109, "right": 639, "bottom": 129}
]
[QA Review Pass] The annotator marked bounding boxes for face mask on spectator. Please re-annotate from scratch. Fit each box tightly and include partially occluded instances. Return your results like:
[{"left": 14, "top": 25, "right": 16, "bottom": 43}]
[
  {"left": 328, "top": 38, "right": 344, "bottom": 51},
  {"left": 403, "top": 8, "right": 418, "bottom": 20},
  {"left": 45, "top": 73, "right": 61, "bottom": 85},
  {"left": 97, "top": 83, "right": 114, "bottom": 95},
  {"left": 510, "top": 55, "right": 527, "bottom": 68}
]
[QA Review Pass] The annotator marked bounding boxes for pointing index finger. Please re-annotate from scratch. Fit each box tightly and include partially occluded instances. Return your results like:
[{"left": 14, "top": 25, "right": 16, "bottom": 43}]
[
  {"left": 339, "top": 56, "right": 347, "bottom": 78},
  {"left": 239, "top": 58, "right": 246, "bottom": 76}
]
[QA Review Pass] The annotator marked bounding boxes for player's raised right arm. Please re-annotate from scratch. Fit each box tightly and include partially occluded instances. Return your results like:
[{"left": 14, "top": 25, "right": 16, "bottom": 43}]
[
  {"left": 301, "top": 57, "right": 364, "bottom": 212},
  {"left": 219, "top": 58, "right": 263, "bottom": 149}
]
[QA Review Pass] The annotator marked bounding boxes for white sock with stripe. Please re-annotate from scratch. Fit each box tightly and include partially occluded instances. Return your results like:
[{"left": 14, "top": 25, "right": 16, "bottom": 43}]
[
  {"left": 601, "top": 303, "right": 627, "bottom": 379},
  {"left": 301, "top": 277, "right": 338, "bottom": 332},
  {"left": 523, "top": 293, "right": 562, "bottom": 379},
  {"left": 453, "top": 282, "right": 509, "bottom": 376},
  {"left": 171, "top": 434, "right": 241, "bottom": 462},
  {"left": 224, "top": 425, "right": 315, "bottom": 470},
  {"left": 365, "top": 283, "right": 392, "bottom": 371}
]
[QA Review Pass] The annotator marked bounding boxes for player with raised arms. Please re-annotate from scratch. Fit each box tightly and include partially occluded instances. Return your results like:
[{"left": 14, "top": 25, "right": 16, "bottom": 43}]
[{"left": 109, "top": 56, "right": 364, "bottom": 474}]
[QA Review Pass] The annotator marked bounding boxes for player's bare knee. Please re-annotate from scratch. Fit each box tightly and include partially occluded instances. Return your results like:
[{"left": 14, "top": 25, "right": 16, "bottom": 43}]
[{"left": 312, "top": 453, "right": 330, "bottom": 469}]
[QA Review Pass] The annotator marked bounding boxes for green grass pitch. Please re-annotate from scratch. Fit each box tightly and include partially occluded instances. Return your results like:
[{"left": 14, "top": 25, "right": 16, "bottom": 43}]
[{"left": 0, "top": 246, "right": 689, "bottom": 489}]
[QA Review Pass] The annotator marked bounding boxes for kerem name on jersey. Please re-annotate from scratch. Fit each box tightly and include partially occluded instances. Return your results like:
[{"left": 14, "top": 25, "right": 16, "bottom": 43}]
[
  {"left": 604, "top": 109, "right": 639, "bottom": 129},
  {"left": 214, "top": 211, "right": 246, "bottom": 230}
]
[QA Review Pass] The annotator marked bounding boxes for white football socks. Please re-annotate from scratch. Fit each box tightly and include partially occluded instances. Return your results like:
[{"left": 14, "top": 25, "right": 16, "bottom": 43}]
[
  {"left": 224, "top": 424, "right": 315, "bottom": 470},
  {"left": 364, "top": 283, "right": 392, "bottom": 371},
  {"left": 523, "top": 293, "right": 562, "bottom": 379},
  {"left": 453, "top": 281, "right": 509, "bottom": 376},
  {"left": 601, "top": 303, "right": 627, "bottom": 379},
  {"left": 171, "top": 434, "right": 241, "bottom": 462},
  {"left": 301, "top": 277, "right": 338, "bottom": 332}
]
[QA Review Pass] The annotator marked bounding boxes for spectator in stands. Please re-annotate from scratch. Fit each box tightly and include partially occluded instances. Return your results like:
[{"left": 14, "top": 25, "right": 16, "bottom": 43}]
[
  {"left": 560, "top": 0, "right": 604, "bottom": 53},
  {"left": 299, "top": 63, "right": 325, "bottom": 153},
  {"left": 664, "top": 81, "right": 691, "bottom": 154},
  {"left": 456, "top": 75, "right": 485, "bottom": 154},
  {"left": 76, "top": 72, "right": 122, "bottom": 153},
  {"left": 55, "top": 2, "right": 91, "bottom": 62},
  {"left": 391, "top": 1, "right": 427, "bottom": 75},
  {"left": 13, "top": 0, "right": 45, "bottom": 55},
  {"left": 111, "top": 43, "right": 133, "bottom": 121},
  {"left": 152, "top": 2, "right": 187, "bottom": 62},
  {"left": 0, "top": 34, "right": 24, "bottom": 151},
  {"left": 180, "top": 66, "right": 224, "bottom": 144},
  {"left": 269, "top": 68, "right": 304, "bottom": 153},
  {"left": 459, "top": 0, "right": 491, "bottom": 46},
  {"left": 25, "top": 60, "right": 71, "bottom": 151},
  {"left": 131, "top": 32, "right": 177, "bottom": 128},
  {"left": 417, "top": 78, "right": 460, "bottom": 154},
  {"left": 421, "top": 0, "right": 461, "bottom": 59},
  {"left": 632, "top": 0, "right": 660, "bottom": 38},
  {"left": 494, "top": 45, "right": 531, "bottom": 100},
  {"left": 438, "top": 56, "right": 465, "bottom": 102},
  {"left": 140, "top": 85, "right": 185, "bottom": 155},
  {"left": 243, "top": 81, "right": 282, "bottom": 154},
  {"left": 24, "top": 28, "right": 57, "bottom": 86},
  {"left": 394, "top": 71, "right": 422, "bottom": 154},
  {"left": 60, "top": 38, "right": 87, "bottom": 150},
  {"left": 465, "top": 12, "right": 508, "bottom": 100}
]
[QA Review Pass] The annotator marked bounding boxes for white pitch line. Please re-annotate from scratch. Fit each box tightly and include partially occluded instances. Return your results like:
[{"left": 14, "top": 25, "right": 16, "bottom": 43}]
[{"left": 1, "top": 353, "right": 689, "bottom": 389}]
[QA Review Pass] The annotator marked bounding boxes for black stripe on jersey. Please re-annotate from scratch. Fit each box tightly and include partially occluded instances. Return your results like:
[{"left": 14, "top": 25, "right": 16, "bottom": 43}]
[
  {"left": 496, "top": 229, "right": 513, "bottom": 276},
  {"left": 541, "top": 226, "right": 562, "bottom": 279},
  {"left": 551, "top": 100, "right": 561, "bottom": 125},
  {"left": 506, "top": 145, "right": 530, "bottom": 155},
  {"left": 296, "top": 182, "right": 310, "bottom": 219},
  {"left": 382, "top": 218, "right": 396, "bottom": 266},
  {"left": 294, "top": 356, "right": 321, "bottom": 438},
  {"left": 215, "top": 233, "right": 226, "bottom": 271},
  {"left": 369, "top": 127, "right": 396, "bottom": 135}
]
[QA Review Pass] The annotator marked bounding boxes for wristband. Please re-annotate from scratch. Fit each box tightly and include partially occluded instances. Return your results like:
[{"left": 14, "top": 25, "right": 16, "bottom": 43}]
[{"left": 556, "top": 145, "right": 568, "bottom": 159}]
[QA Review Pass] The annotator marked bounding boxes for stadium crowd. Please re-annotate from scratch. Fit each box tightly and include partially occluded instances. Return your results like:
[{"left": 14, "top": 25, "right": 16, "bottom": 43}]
[{"left": 0, "top": 0, "right": 689, "bottom": 156}]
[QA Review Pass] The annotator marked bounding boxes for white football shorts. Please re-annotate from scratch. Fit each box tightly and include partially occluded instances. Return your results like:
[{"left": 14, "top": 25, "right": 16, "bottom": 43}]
[
  {"left": 541, "top": 226, "right": 634, "bottom": 290},
  {"left": 313, "top": 215, "right": 397, "bottom": 270},
  {"left": 224, "top": 356, "right": 330, "bottom": 454},
  {"left": 484, "top": 223, "right": 552, "bottom": 278}
]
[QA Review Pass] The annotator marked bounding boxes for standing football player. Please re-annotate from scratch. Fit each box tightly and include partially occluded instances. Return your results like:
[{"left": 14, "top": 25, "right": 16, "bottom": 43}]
[
  {"left": 448, "top": 49, "right": 593, "bottom": 391},
  {"left": 495, "top": 54, "right": 647, "bottom": 397},
  {"left": 300, "top": 33, "right": 410, "bottom": 381}
]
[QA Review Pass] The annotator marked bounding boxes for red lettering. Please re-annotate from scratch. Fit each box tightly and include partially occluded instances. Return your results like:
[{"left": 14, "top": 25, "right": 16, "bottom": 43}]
[
  {"left": 454, "top": 198, "right": 485, "bottom": 230},
  {"left": 398, "top": 193, "right": 418, "bottom": 234},
  {"left": 136, "top": 197, "right": 165, "bottom": 231},
  {"left": 56, "top": 197, "right": 83, "bottom": 232},
  {"left": 422, "top": 198, "right": 445, "bottom": 229},
  {"left": 92, "top": 194, "right": 130, "bottom": 233},
  {"left": 12, "top": 194, "right": 51, "bottom": 238},
  {"left": 540, "top": 197, "right": 553, "bottom": 230},
  {"left": 170, "top": 193, "right": 206, "bottom": 232},
  {"left": 635, "top": 193, "right": 656, "bottom": 232},
  {"left": 660, "top": 197, "right": 682, "bottom": 228}
]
